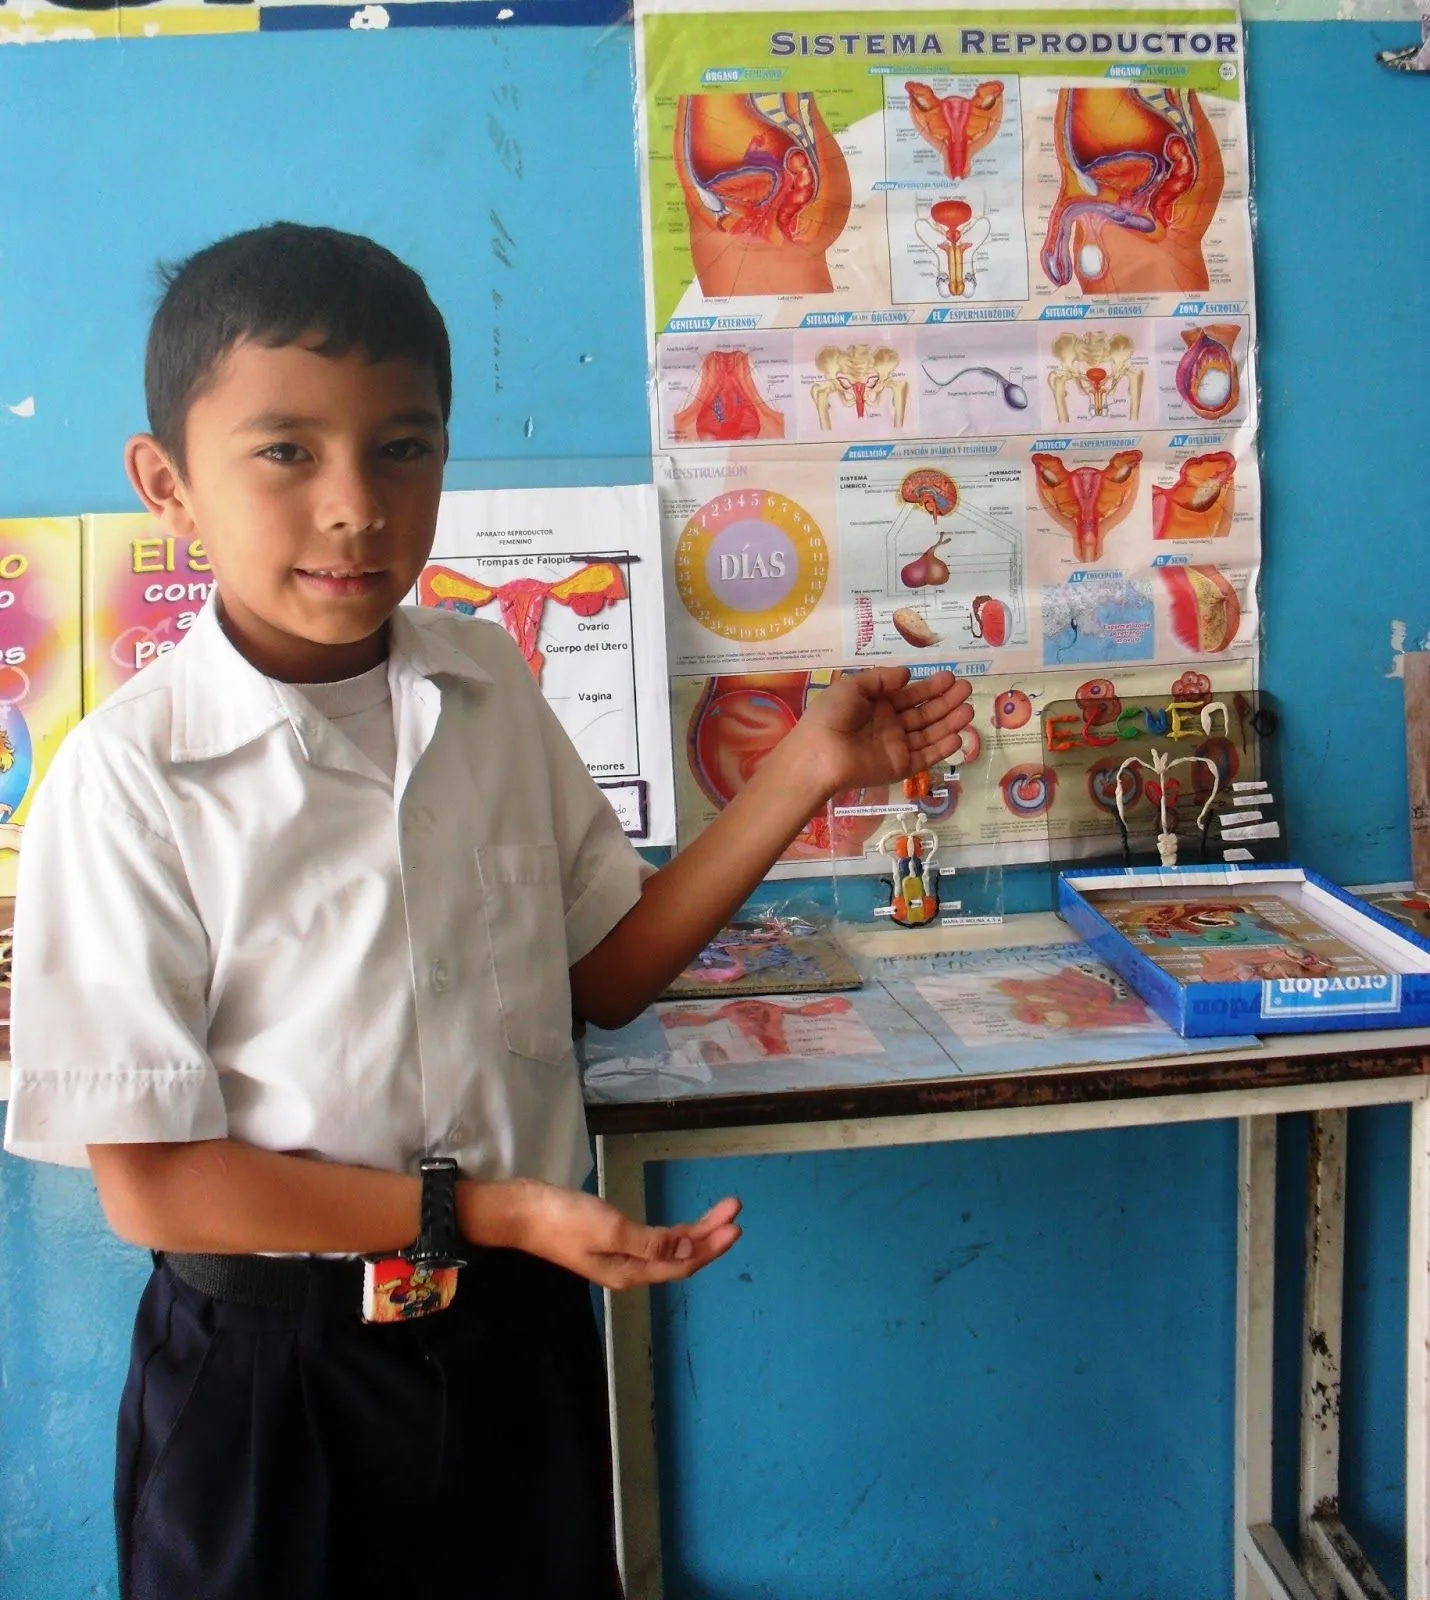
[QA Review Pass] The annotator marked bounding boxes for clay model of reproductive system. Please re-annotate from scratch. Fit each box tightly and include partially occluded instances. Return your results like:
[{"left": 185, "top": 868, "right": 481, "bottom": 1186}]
[
  {"left": 811, "top": 345, "right": 908, "bottom": 430},
  {"left": 1048, "top": 331, "right": 1143, "bottom": 422},
  {"left": 1152, "top": 452, "right": 1236, "bottom": 540},
  {"left": 1031, "top": 450, "right": 1143, "bottom": 563},
  {"left": 905, "top": 80, "right": 1004, "bottom": 180},
  {"left": 675, "top": 92, "right": 853, "bottom": 297},
  {"left": 913, "top": 199, "right": 992, "bottom": 299},
  {"left": 673, "top": 349, "right": 786, "bottom": 443},
  {"left": 419, "top": 563, "right": 627, "bottom": 682},
  {"left": 1040, "top": 87, "right": 1225, "bottom": 295},
  {"left": 1175, "top": 325, "right": 1242, "bottom": 420}
]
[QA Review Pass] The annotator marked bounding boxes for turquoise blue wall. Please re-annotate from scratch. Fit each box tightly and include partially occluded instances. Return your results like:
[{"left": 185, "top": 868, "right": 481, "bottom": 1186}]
[{"left": 1, "top": 19, "right": 1427, "bottom": 1598}]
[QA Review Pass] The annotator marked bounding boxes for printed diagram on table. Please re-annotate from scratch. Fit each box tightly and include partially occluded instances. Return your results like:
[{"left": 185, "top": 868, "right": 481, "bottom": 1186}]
[
  {"left": 1037, "top": 86, "right": 1226, "bottom": 296},
  {"left": 839, "top": 460, "right": 1027, "bottom": 661},
  {"left": 657, "top": 993, "right": 883, "bottom": 1064},
  {"left": 674, "top": 90, "right": 853, "bottom": 299},
  {"left": 1088, "top": 894, "right": 1390, "bottom": 987}
]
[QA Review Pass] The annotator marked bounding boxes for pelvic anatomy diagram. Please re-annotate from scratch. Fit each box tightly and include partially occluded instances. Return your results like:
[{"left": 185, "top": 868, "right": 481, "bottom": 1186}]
[
  {"left": 1040, "top": 87, "right": 1225, "bottom": 295},
  {"left": 810, "top": 345, "right": 908, "bottom": 430},
  {"left": 1047, "top": 331, "right": 1143, "bottom": 423},
  {"left": 419, "top": 562, "right": 628, "bottom": 681},
  {"left": 673, "top": 349, "right": 786, "bottom": 442},
  {"left": 1031, "top": 451, "right": 1143, "bottom": 563},
  {"left": 675, "top": 91, "right": 852, "bottom": 297},
  {"left": 904, "top": 79, "right": 1005, "bottom": 180},
  {"left": 913, "top": 199, "right": 993, "bottom": 299}
]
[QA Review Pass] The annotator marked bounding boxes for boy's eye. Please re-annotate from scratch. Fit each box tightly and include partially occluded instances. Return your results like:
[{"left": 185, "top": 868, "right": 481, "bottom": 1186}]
[
  {"left": 257, "top": 442, "right": 308, "bottom": 464},
  {"left": 382, "top": 437, "right": 436, "bottom": 461}
]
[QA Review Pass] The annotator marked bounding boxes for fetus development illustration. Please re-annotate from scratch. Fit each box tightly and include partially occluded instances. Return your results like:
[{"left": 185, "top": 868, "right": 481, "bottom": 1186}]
[
  {"left": 673, "top": 349, "right": 786, "bottom": 442},
  {"left": 1031, "top": 450, "right": 1143, "bottom": 563},
  {"left": 675, "top": 91, "right": 852, "bottom": 296},
  {"left": 913, "top": 198, "right": 993, "bottom": 299},
  {"left": 810, "top": 344, "right": 908, "bottom": 430},
  {"left": 1047, "top": 331, "right": 1143, "bottom": 422},
  {"left": 905, "top": 79, "right": 1005, "bottom": 180},
  {"left": 1040, "top": 87, "right": 1225, "bottom": 294},
  {"left": 1152, "top": 452, "right": 1236, "bottom": 540},
  {"left": 418, "top": 562, "right": 628, "bottom": 682},
  {"left": 1175, "top": 325, "right": 1242, "bottom": 419},
  {"left": 684, "top": 673, "right": 885, "bottom": 859}
]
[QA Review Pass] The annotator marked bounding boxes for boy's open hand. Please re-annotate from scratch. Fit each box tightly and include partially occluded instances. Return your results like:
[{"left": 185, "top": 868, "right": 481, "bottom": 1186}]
[
  {"left": 502, "top": 1181, "right": 742, "bottom": 1291},
  {"left": 787, "top": 667, "right": 975, "bottom": 798}
]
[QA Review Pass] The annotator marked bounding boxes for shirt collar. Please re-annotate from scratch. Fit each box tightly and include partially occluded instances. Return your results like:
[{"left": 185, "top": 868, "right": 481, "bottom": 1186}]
[{"left": 169, "top": 596, "right": 492, "bottom": 764}]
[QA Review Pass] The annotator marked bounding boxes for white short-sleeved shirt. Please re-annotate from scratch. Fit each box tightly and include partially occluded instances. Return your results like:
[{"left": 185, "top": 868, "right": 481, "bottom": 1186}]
[{"left": 2, "top": 599, "right": 649, "bottom": 1185}]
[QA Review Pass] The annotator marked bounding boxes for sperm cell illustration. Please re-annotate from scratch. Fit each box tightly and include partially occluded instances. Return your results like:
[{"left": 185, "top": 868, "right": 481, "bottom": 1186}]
[{"left": 922, "top": 362, "right": 1029, "bottom": 410}]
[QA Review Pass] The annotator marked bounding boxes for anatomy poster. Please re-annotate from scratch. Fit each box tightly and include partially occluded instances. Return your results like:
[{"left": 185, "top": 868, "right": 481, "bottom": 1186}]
[
  {"left": 411, "top": 486, "right": 676, "bottom": 846},
  {"left": 673, "top": 658, "right": 1256, "bottom": 869},
  {"left": 637, "top": 0, "right": 1262, "bottom": 873}
]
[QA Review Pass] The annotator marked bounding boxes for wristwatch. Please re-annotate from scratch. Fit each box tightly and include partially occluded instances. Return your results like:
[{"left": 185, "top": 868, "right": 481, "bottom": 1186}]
[{"left": 407, "top": 1156, "right": 468, "bottom": 1268}]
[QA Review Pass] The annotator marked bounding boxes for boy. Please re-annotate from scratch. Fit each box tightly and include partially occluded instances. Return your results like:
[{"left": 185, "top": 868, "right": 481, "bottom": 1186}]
[{"left": 3, "top": 223, "right": 972, "bottom": 1599}]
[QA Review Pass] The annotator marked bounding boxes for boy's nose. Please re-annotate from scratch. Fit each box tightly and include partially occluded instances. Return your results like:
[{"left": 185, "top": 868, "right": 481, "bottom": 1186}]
[{"left": 318, "top": 465, "right": 386, "bottom": 533}]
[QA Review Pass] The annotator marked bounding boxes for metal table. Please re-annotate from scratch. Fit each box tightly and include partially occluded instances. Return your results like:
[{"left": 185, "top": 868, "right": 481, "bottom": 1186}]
[{"left": 592, "top": 1027, "right": 1430, "bottom": 1600}]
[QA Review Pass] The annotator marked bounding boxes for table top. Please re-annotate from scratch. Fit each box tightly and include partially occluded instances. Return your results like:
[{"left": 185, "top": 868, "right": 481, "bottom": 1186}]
[{"left": 583, "top": 912, "right": 1430, "bottom": 1137}]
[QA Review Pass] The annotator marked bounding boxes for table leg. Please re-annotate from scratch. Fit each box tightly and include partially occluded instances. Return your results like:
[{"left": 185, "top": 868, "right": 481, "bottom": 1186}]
[
  {"left": 1300, "top": 1109, "right": 1347, "bottom": 1599},
  {"left": 596, "top": 1135, "right": 665, "bottom": 1600},
  {"left": 1408, "top": 1094, "right": 1430, "bottom": 1600},
  {"left": 1239, "top": 1115, "right": 1305, "bottom": 1600},
  {"left": 1299, "top": 1110, "right": 1397, "bottom": 1600}
]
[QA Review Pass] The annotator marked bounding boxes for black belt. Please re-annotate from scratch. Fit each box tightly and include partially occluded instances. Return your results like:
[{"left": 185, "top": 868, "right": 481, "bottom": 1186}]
[{"left": 161, "top": 1251, "right": 365, "bottom": 1313}]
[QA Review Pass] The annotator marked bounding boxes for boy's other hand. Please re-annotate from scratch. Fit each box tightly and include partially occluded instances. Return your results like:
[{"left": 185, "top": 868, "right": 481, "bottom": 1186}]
[
  {"left": 783, "top": 667, "right": 975, "bottom": 799},
  {"left": 495, "top": 1182, "right": 743, "bottom": 1290}
]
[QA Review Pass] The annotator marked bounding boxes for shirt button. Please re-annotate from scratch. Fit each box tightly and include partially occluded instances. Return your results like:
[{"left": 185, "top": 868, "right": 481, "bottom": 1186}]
[{"left": 430, "top": 961, "right": 451, "bottom": 992}]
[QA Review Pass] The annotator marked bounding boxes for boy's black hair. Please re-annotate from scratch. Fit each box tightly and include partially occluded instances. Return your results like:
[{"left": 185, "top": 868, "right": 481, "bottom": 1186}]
[{"left": 145, "top": 222, "right": 452, "bottom": 471}]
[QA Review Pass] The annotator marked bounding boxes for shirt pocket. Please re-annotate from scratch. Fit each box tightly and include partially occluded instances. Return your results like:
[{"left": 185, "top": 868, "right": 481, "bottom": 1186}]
[{"left": 475, "top": 843, "right": 573, "bottom": 1067}]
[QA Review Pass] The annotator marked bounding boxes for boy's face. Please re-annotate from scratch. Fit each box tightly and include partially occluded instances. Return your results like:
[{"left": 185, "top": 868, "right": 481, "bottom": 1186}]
[{"left": 127, "top": 340, "right": 447, "bottom": 681}]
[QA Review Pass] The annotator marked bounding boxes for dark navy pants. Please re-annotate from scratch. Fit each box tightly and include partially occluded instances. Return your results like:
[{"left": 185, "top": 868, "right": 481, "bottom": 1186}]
[{"left": 116, "top": 1250, "right": 624, "bottom": 1599}]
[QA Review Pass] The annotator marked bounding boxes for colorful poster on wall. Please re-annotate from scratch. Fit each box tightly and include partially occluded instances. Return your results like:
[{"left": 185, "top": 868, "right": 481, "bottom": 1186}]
[
  {"left": 0, "top": 0, "right": 622, "bottom": 46},
  {"left": 636, "top": 0, "right": 1260, "bottom": 872},
  {"left": 409, "top": 484, "right": 676, "bottom": 845},
  {"left": 83, "top": 513, "right": 215, "bottom": 712},
  {"left": 0, "top": 520, "right": 83, "bottom": 896}
]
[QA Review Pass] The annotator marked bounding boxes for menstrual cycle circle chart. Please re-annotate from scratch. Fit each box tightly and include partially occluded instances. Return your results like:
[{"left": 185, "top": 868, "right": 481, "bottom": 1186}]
[{"left": 674, "top": 490, "right": 829, "bottom": 643}]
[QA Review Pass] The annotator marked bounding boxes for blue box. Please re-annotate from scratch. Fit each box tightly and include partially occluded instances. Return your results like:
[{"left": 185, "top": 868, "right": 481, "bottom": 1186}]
[{"left": 1057, "top": 864, "right": 1430, "bottom": 1037}]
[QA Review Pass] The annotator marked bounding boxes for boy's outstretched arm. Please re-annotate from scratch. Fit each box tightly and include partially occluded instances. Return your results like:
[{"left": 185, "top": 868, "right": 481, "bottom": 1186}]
[
  {"left": 570, "top": 667, "right": 973, "bottom": 1030},
  {"left": 88, "top": 1139, "right": 741, "bottom": 1290}
]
